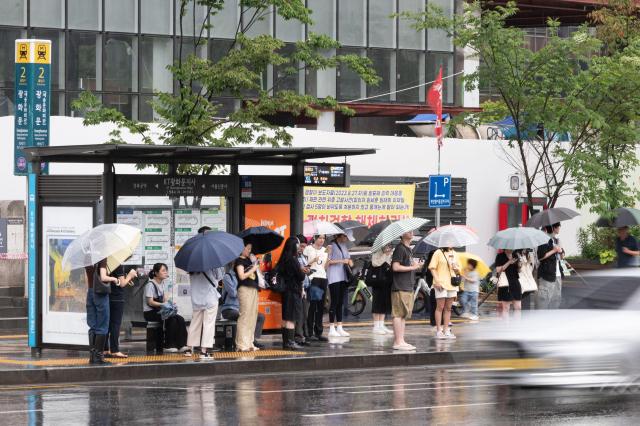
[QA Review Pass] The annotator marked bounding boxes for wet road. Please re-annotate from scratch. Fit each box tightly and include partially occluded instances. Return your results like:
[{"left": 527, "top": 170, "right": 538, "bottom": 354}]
[{"left": 1, "top": 365, "right": 639, "bottom": 425}]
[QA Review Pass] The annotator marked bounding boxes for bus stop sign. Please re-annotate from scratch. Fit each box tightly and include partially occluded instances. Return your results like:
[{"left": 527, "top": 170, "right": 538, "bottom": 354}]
[{"left": 429, "top": 175, "right": 451, "bottom": 208}]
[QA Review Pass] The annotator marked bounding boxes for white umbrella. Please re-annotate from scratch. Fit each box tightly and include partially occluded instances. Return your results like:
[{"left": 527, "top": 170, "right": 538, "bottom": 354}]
[
  {"left": 488, "top": 227, "right": 550, "bottom": 250},
  {"left": 371, "top": 217, "right": 429, "bottom": 252},
  {"left": 303, "top": 220, "right": 345, "bottom": 238},
  {"left": 424, "top": 225, "right": 479, "bottom": 248},
  {"left": 62, "top": 223, "right": 142, "bottom": 272}
]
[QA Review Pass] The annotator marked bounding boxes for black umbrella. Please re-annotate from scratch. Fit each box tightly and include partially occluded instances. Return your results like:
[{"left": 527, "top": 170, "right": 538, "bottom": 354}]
[
  {"left": 238, "top": 227, "right": 285, "bottom": 255},
  {"left": 596, "top": 207, "right": 640, "bottom": 228},
  {"left": 412, "top": 236, "right": 438, "bottom": 256},
  {"left": 337, "top": 220, "right": 368, "bottom": 243},
  {"left": 526, "top": 207, "right": 579, "bottom": 228},
  {"left": 361, "top": 220, "right": 393, "bottom": 246}
]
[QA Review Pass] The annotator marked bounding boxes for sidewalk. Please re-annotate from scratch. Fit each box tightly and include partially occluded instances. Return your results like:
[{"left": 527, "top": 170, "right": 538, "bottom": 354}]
[{"left": 0, "top": 309, "right": 509, "bottom": 386}]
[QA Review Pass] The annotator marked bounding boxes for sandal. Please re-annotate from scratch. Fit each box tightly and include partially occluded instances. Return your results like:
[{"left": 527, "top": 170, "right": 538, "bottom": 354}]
[{"left": 111, "top": 352, "right": 128, "bottom": 358}]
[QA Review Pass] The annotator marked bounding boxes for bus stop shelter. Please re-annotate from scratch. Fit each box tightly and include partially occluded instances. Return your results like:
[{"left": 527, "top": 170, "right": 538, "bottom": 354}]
[{"left": 22, "top": 144, "right": 374, "bottom": 353}]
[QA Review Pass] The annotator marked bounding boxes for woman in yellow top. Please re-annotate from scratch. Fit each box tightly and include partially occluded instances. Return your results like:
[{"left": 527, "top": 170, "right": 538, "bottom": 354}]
[{"left": 428, "top": 247, "right": 461, "bottom": 339}]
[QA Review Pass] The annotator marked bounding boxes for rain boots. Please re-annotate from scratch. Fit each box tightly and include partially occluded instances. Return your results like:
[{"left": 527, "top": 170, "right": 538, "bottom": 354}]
[
  {"left": 281, "top": 328, "right": 303, "bottom": 350},
  {"left": 90, "top": 334, "right": 111, "bottom": 365}
]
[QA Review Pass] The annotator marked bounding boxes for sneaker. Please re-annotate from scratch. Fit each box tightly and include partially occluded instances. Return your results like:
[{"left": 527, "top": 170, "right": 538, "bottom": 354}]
[
  {"left": 328, "top": 327, "right": 340, "bottom": 338},
  {"left": 460, "top": 312, "right": 471, "bottom": 319},
  {"left": 178, "top": 346, "right": 190, "bottom": 353},
  {"left": 165, "top": 347, "right": 178, "bottom": 353},
  {"left": 469, "top": 314, "right": 479, "bottom": 321},
  {"left": 372, "top": 326, "right": 387, "bottom": 335},
  {"left": 392, "top": 343, "right": 416, "bottom": 351},
  {"left": 444, "top": 329, "right": 457, "bottom": 339},
  {"left": 253, "top": 341, "right": 265, "bottom": 349},
  {"left": 199, "top": 352, "right": 213, "bottom": 360},
  {"left": 316, "top": 335, "right": 329, "bottom": 342},
  {"left": 337, "top": 327, "right": 350, "bottom": 337},
  {"left": 435, "top": 331, "right": 447, "bottom": 340},
  {"left": 382, "top": 325, "right": 393, "bottom": 334}
]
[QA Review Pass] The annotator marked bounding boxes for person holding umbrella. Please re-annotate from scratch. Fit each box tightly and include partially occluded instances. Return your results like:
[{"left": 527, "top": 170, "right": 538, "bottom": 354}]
[
  {"left": 183, "top": 226, "right": 225, "bottom": 359},
  {"left": 62, "top": 223, "right": 142, "bottom": 365},
  {"left": 536, "top": 223, "right": 564, "bottom": 309},
  {"left": 104, "top": 263, "right": 139, "bottom": 359},
  {"left": 276, "top": 237, "right": 309, "bottom": 350},
  {"left": 616, "top": 226, "right": 639, "bottom": 268},
  {"left": 304, "top": 234, "right": 330, "bottom": 342}
]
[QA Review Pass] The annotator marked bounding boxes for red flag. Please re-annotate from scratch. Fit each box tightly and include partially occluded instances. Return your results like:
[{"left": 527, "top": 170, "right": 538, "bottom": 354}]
[{"left": 427, "top": 66, "right": 443, "bottom": 147}]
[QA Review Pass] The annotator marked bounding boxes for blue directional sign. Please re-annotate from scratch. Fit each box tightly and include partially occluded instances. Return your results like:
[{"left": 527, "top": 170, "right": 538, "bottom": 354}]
[
  {"left": 428, "top": 175, "right": 451, "bottom": 208},
  {"left": 14, "top": 39, "right": 50, "bottom": 176}
]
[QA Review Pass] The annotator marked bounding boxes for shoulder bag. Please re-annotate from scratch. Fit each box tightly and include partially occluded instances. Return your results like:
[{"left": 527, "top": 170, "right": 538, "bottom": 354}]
[
  {"left": 443, "top": 250, "right": 462, "bottom": 287},
  {"left": 518, "top": 261, "right": 538, "bottom": 293},
  {"left": 335, "top": 243, "right": 355, "bottom": 284},
  {"left": 93, "top": 265, "right": 112, "bottom": 295}
]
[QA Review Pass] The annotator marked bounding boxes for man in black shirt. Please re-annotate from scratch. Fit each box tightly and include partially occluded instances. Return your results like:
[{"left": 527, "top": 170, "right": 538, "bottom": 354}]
[
  {"left": 616, "top": 226, "right": 640, "bottom": 268},
  {"left": 536, "top": 223, "right": 563, "bottom": 309},
  {"left": 391, "top": 231, "right": 422, "bottom": 351}
]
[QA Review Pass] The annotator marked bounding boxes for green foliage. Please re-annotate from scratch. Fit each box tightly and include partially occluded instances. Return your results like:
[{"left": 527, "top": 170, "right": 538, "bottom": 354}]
[
  {"left": 577, "top": 224, "right": 616, "bottom": 261},
  {"left": 599, "top": 249, "right": 617, "bottom": 265},
  {"left": 72, "top": 0, "right": 378, "bottom": 176},
  {"left": 400, "top": 1, "right": 640, "bottom": 216}
]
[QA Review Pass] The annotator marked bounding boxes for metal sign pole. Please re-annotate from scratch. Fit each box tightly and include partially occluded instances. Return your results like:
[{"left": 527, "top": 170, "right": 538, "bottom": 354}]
[{"left": 435, "top": 144, "right": 441, "bottom": 227}]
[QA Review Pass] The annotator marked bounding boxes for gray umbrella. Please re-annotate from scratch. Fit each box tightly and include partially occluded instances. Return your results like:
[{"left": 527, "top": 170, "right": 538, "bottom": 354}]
[
  {"left": 526, "top": 207, "right": 579, "bottom": 228},
  {"left": 595, "top": 207, "right": 640, "bottom": 228},
  {"left": 488, "top": 227, "right": 551, "bottom": 250}
]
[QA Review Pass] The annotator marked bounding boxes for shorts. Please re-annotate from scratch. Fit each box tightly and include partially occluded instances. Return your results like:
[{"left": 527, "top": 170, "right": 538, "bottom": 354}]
[
  {"left": 434, "top": 287, "right": 457, "bottom": 299},
  {"left": 391, "top": 291, "right": 413, "bottom": 319}
]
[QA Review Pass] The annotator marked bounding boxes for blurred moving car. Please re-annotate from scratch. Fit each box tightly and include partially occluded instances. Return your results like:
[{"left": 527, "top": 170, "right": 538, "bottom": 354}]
[{"left": 470, "top": 268, "right": 640, "bottom": 388}]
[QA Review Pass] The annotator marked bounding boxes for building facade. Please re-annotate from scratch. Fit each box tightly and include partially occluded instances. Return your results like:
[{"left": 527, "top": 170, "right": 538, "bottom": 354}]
[{"left": 0, "top": 0, "right": 460, "bottom": 132}]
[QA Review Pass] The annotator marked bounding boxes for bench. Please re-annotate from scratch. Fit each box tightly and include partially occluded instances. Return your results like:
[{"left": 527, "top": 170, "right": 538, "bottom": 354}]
[{"left": 131, "top": 320, "right": 164, "bottom": 354}]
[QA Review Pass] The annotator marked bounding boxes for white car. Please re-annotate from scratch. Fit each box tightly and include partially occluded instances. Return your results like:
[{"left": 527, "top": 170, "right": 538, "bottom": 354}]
[{"left": 469, "top": 268, "right": 640, "bottom": 388}]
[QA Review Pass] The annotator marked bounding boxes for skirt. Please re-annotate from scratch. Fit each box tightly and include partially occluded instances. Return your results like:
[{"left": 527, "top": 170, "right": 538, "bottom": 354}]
[
  {"left": 372, "top": 285, "right": 392, "bottom": 315},
  {"left": 497, "top": 278, "right": 522, "bottom": 302},
  {"left": 281, "top": 290, "right": 303, "bottom": 322}
]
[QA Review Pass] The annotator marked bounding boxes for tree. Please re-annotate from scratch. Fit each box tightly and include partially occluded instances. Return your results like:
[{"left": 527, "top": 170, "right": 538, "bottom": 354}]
[
  {"left": 400, "top": 1, "right": 640, "bottom": 216},
  {"left": 73, "top": 0, "right": 378, "bottom": 181}
]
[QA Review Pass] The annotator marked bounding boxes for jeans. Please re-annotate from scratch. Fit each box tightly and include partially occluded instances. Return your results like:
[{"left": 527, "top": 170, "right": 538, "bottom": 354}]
[
  {"left": 105, "top": 300, "right": 125, "bottom": 352},
  {"left": 459, "top": 291, "right": 478, "bottom": 316},
  {"left": 221, "top": 309, "right": 265, "bottom": 339},
  {"left": 536, "top": 277, "right": 562, "bottom": 309},
  {"left": 329, "top": 281, "right": 347, "bottom": 323},
  {"left": 86, "top": 288, "right": 110, "bottom": 335},
  {"left": 144, "top": 310, "right": 188, "bottom": 349},
  {"left": 307, "top": 298, "right": 325, "bottom": 337}
]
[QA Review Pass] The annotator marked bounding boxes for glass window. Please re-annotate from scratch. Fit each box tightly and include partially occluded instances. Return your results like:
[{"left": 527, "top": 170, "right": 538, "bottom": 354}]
[
  {"left": 31, "top": 29, "right": 64, "bottom": 90},
  {"left": 176, "top": 0, "right": 208, "bottom": 37},
  {"left": 308, "top": 0, "right": 335, "bottom": 37},
  {"left": 427, "top": 52, "right": 453, "bottom": 104},
  {"left": 338, "top": 0, "right": 366, "bottom": 46},
  {"left": 305, "top": 49, "right": 336, "bottom": 98},
  {"left": 51, "top": 91, "right": 64, "bottom": 116},
  {"left": 104, "top": 93, "right": 134, "bottom": 119},
  {"left": 67, "top": 33, "right": 100, "bottom": 91},
  {"left": 68, "top": 0, "right": 101, "bottom": 30},
  {"left": 337, "top": 47, "right": 364, "bottom": 101},
  {"left": 210, "top": 0, "right": 239, "bottom": 39},
  {"left": 274, "top": 44, "right": 300, "bottom": 93},
  {"left": 104, "top": 35, "right": 138, "bottom": 92},
  {"left": 427, "top": 0, "right": 453, "bottom": 52},
  {"left": 140, "top": 36, "right": 173, "bottom": 93},
  {"left": 0, "top": 28, "right": 23, "bottom": 88},
  {"left": 367, "top": 49, "right": 394, "bottom": 102},
  {"left": 398, "top": 0, "right": 425, "bottom": 49},
  {"left": 0, "top": 0, "right": 25, "bottom": 26},
  {"left": 139, "top": 94, "right": 156, "bottom": 122},
  {"left": 105, "top": 0, "right": 137, "bottom": 33},
  {"left": 242, "top": 6, "right": 273, "bottom": 37},
  {"left": 368, "top": 0, "right": 395, "bottom": 48},
  {"left": 209, "top": 38, "right": 234, "bottom": 63},
  {"left": 396, "top": 50, "right": 425, "bottom": 103},
  {"left": 141, "top": 0, "right": 173, "bottom": 35},
  {"left": 276, "top": 10, "right": 303, "bottom": 42},
  {"left": 30, "top": 0, "right": 64, "bottom": 28}
]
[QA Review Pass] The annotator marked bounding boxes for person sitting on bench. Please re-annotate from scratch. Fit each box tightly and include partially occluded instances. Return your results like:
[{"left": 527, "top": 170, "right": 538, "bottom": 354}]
[{"left": 221, "top": 269, "right": 265, "bottom": 349}]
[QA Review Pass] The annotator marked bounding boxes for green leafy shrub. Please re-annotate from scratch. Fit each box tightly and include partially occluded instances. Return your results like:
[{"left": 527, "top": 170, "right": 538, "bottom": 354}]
[{"left": 577, "top": 224, "right": 616, "bottom": 260}]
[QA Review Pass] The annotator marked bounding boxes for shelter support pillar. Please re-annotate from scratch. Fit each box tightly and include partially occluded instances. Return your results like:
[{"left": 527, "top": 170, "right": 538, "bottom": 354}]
[{"left": 102, "top": 162, "right": 115, "bottom": 224}]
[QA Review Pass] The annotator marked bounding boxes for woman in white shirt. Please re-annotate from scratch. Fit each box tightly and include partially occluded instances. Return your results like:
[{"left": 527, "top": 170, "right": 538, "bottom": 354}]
[{"left": 303, "top": 234, "right": 330, "bottom": 341}]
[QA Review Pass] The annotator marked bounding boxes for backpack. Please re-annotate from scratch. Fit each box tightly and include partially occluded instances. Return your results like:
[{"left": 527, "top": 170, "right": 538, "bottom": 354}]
[{"left": 364, "top": 261, "right": 392, "bottom": 289}]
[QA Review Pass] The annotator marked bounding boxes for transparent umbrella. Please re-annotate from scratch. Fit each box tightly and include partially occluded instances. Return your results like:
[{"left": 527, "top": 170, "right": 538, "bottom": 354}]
[
  {"left": 424, "top": 225, "right": 479, "bottom": 248},
  {"left": 61, "top": 223, "right": 141, "bottom": 272}
]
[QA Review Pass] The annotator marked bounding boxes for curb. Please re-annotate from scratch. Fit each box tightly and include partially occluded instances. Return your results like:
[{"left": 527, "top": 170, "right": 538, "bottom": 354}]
[{"left": 0, "top": 349, "right": 511, "bottom": 386}]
